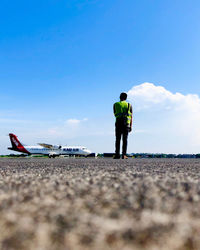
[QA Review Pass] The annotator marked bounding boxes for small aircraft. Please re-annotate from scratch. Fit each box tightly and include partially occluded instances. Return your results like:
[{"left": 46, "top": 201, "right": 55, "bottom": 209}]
[{"left": 8, "top": 133, "right": 92, "bottom": 158}]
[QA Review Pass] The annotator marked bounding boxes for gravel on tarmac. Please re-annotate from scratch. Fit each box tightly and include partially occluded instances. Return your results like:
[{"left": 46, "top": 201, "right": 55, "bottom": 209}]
[{"left": 0, "top": 158, "right": 200, "bottom": 250}]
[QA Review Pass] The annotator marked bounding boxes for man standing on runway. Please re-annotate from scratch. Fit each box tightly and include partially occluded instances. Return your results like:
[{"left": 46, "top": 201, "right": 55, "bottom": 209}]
[{"left": 113, "top": 92, "right": 132, "bottom": 159}]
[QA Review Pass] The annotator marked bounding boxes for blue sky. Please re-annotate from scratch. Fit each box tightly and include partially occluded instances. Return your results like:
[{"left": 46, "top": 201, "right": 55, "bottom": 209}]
[{"left": 1, "top": 0, "right": 200, "bottom": 154}]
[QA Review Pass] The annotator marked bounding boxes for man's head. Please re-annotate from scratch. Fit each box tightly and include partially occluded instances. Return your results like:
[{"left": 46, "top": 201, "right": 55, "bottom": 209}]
[{"left": 120, "top": 92, "right": 127, "bottom": 101}]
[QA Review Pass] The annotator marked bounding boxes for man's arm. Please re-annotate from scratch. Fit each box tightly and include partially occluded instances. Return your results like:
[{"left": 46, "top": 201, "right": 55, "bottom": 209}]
[
  {"left": 130, "top": 104, "right": 133, "bottom": 131},
  {"left": 113, "top": 103, "right": 116, "bottom": 116}
]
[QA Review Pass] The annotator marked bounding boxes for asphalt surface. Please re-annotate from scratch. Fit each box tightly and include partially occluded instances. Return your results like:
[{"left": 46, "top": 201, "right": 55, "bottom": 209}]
[{"left": 0, "top": 158, "right": 200, "bottom": 250}]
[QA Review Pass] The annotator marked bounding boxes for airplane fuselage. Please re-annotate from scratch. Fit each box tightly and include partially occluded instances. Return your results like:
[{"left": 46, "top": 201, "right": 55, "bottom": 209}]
[{"left": 25, "top": 145, "right": 91, "bottom": 156}]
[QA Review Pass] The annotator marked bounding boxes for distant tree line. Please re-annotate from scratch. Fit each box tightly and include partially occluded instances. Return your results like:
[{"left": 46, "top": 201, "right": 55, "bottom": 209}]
[
  {"left": 101, "top": 153, "right": 200, "bottom": 158},
  {"left": 128, "top": 153, "right": 200, "bottom": 158}
]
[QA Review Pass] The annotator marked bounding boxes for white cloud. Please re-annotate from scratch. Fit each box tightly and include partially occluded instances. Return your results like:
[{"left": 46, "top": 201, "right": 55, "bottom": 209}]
[
  {"left": 66, "top": 119, "right": 81, "bottom": 125},
  {"left": 43, "top": 118, "right": 89, "bottom": 138},
  {"left": 65, "top": 118, "right": 88, "bottom": 126},
  {"left": 128, "top": 82, "right": 200, "bottom": 112},
  {"left": 127, "top": 83, "right": 200, "bottom": 151}
]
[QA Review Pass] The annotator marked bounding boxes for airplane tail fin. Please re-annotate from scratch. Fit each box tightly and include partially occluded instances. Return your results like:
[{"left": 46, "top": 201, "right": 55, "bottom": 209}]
[
  {"left": 9, "top": 133, "right": 24, "bottom": 149},
  {"left": 8, "top": 133, "right": 29, "bottom": 154}
]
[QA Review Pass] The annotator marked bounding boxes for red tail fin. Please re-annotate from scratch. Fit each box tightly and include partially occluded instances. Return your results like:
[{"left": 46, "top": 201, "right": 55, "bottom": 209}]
[
  {"left": 9, "top": 133, "right": 30, "bottom": 154},
  {"left": 9, "top": 133, "right": 24, "bottom": 149}
]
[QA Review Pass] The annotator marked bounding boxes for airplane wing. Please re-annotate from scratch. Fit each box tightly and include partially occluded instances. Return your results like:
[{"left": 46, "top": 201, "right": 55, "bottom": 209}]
[{"left": 38, "top": 143, "right": 54, "bottom": 149}]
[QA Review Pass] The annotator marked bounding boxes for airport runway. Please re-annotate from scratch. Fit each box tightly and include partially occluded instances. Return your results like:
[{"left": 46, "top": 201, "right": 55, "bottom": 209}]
[{"left": 0, "top": 158, "right": 200, "bottom": 250}]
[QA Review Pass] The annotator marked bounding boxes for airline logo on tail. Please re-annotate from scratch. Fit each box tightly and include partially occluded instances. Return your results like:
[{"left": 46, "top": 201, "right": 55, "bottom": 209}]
[
  {"left": 8, "top": 133, "right": 30, "bottom": 154},
  {"left": 12, "top": 137, "right": 19, "bottom": 147}
]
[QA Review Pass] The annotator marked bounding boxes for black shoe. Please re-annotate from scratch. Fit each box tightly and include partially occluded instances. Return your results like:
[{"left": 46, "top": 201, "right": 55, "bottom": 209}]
[{"left": 113, "top": 155, "right": 120, "bottom": 159}]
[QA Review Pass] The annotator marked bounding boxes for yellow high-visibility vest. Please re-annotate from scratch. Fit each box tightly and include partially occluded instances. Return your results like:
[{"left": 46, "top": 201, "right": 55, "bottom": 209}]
[{"left": 114, "top": 101, "right": 132, "bottom": 127}]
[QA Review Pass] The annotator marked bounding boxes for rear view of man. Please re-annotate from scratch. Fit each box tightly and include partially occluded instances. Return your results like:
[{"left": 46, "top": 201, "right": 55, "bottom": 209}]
[{"left": 113, "top": 92, "right": 132, "bottom": 159}]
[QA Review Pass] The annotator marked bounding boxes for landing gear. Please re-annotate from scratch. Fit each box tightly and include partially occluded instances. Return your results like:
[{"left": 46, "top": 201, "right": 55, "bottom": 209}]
[{"left": 49, "top": 155, "right": 56, "bottom": 158}]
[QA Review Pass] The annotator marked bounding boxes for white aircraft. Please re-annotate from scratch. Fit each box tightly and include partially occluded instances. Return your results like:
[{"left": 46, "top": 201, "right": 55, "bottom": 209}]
[{"left": 8, "top": 133, "right": 92, "bottom": 158}]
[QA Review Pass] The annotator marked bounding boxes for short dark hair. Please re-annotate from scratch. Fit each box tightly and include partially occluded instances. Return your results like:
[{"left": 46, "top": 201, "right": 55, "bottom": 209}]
[{"left": 120, "top": 92, "right": 127, "bottom": 101}]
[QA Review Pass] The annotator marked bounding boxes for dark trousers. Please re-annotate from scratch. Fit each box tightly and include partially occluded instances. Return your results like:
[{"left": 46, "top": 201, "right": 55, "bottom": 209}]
[{"left": 115, "top": 120, "right": 129, "bottom": 156}]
